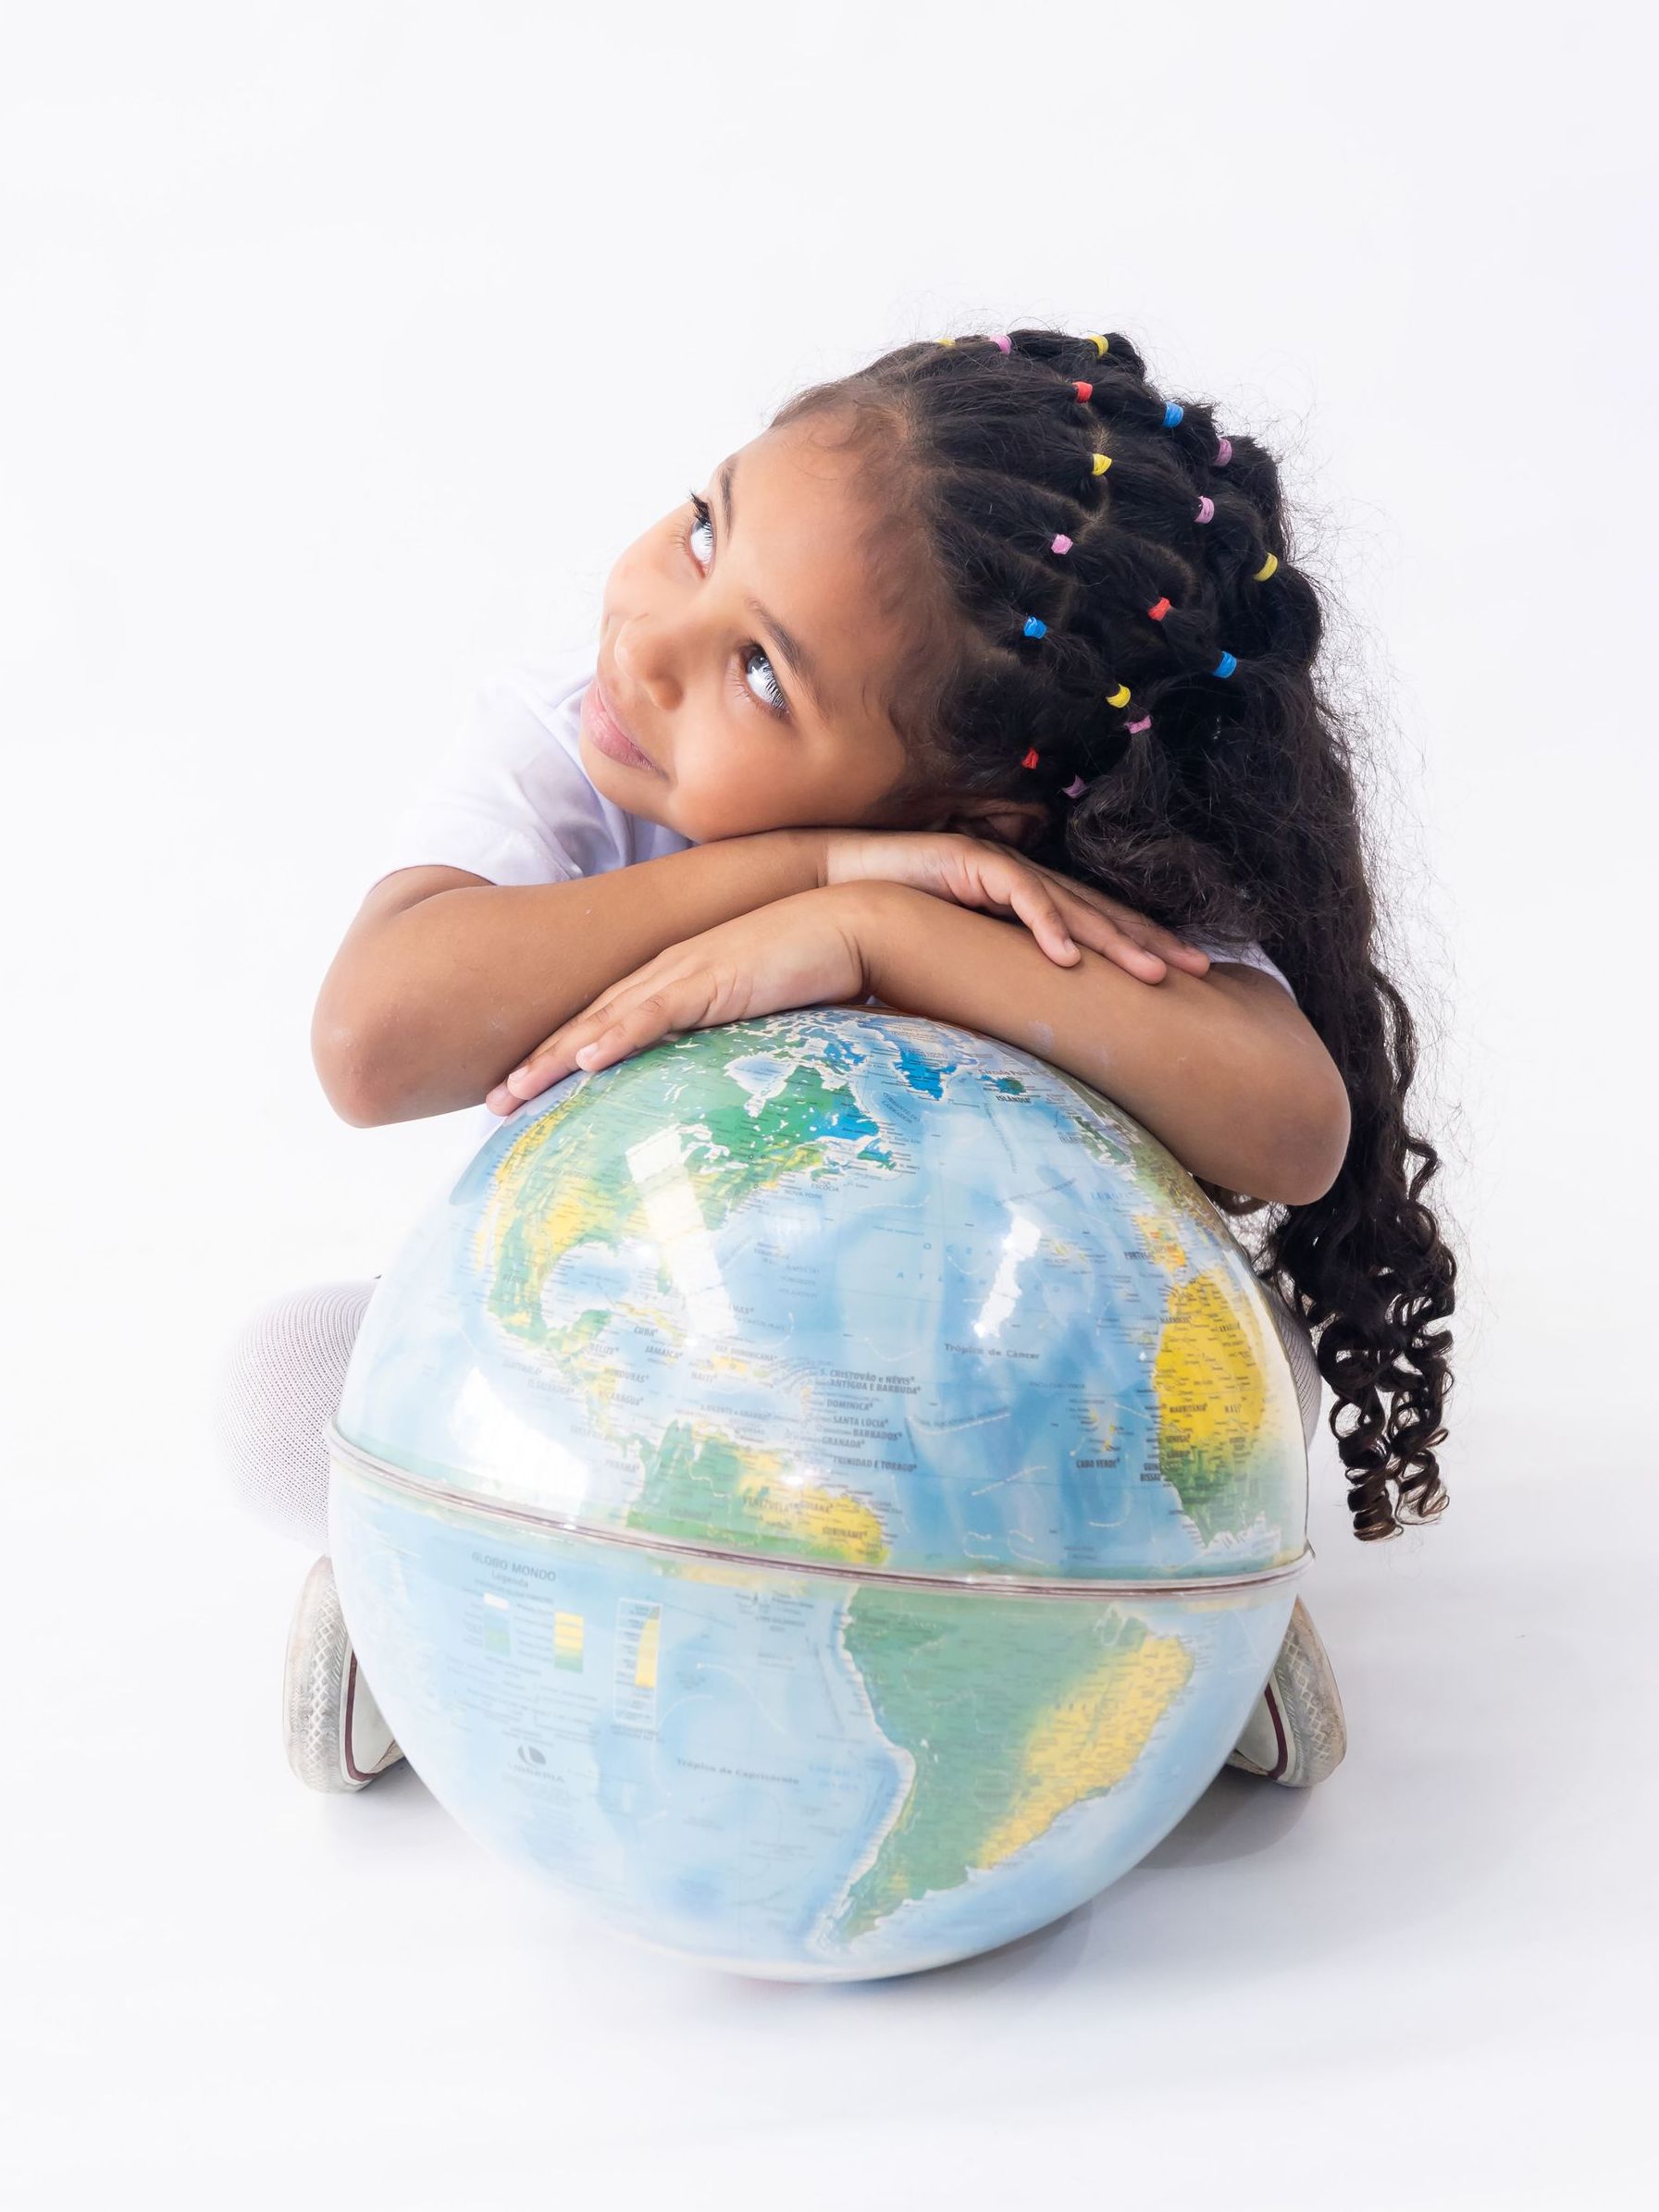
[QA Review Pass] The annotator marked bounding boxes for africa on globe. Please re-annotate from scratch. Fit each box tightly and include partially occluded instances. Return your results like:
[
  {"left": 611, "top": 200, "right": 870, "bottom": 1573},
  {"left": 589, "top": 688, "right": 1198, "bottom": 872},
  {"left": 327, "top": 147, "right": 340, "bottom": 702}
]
[{"left": 328, "top": 1006, "right": 1309, "bottom": 1981}]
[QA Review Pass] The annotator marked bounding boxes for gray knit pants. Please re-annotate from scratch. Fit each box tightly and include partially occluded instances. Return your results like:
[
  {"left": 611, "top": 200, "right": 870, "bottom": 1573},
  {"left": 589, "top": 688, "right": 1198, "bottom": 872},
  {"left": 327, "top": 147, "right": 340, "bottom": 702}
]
[
  {"left": 213, "top": 1277, "right": 1324, "bottom": 1555},
  {"left": 213, "top": 1279, "right": 379, "bottom": 1553}
]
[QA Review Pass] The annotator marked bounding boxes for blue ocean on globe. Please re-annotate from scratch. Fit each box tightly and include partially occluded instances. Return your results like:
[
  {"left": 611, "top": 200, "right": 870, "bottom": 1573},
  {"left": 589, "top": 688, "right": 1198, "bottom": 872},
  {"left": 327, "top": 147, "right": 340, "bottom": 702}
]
[{"left": 329, "top": 1006, "right": 1309, "bottom": 1980}]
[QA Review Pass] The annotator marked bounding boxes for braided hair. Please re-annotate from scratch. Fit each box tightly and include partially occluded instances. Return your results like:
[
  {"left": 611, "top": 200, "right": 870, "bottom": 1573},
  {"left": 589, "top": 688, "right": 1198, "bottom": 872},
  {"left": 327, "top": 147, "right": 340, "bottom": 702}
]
[{"left": 770, "top": 327, "right": 1458, "bottom": 1545}]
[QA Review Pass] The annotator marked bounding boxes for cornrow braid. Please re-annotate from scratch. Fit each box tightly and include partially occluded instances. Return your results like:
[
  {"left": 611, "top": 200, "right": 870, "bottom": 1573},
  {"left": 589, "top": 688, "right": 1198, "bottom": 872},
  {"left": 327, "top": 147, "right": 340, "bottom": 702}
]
[{"left": 768, "top": 327, "right": 1459, "bottom": 1551}]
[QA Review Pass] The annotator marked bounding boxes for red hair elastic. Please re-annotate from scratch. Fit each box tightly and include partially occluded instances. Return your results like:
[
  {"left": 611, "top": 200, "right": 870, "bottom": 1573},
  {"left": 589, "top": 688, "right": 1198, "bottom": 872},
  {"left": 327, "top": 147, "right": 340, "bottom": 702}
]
[{"left": 1146, "top": 598, "right": 1171, "bottom": 622}]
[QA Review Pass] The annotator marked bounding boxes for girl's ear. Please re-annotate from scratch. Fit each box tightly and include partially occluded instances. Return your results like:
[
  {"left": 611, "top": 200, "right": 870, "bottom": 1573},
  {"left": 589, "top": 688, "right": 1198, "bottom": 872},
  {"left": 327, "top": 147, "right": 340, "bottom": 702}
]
[{"left": 935, "top": 794, "right": 1052, "bottom": 851}]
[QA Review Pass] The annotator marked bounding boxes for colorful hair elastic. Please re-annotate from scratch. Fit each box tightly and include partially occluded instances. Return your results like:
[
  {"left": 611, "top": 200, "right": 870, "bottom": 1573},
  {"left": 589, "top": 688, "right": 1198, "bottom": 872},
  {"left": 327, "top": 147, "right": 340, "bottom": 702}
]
[
  {"left": 1022, "top": 616, "right": 1046, "bottom": 638},
  {"left": 1146, "top": 597, "right": 1171, "bottom": 622},
  {"left": 1212, "top": 651, "right": 1238, "bottom": 678},
  {"left": 1062, "top": 774, "right": 1087, "bottom": 797},
  {"left": 1084, "top": 333, "right": 1109, "bottom": 357},
  {"left": 1215, "top": 436, "right": 1232, "bottom": 465},
  {"left": 1106, "top": 682, "right": 1132, "bottom": 709},
  {"left": 1195, "top": 496, "right": 1215, "bottom": 524},
  {"left": 1051, "top": 533, "right": 1072, "bottom": 555},
  {"left": 991, "top": 333, "right": 1012, "bottom": 352},
  {"left": 1074, "top": 381, "right": 1093, "bottom": 402},
  {"left": 1092, "top": 451, "right": 1112, "bottom": 476},
  {"left": 1127, "top": 716, "right": 1152, "bottom": 735},
  {"left": 1163, "top": 402, "right": 1184, "bottom": 429},
  {"left": 1254, "top": 552, "right": 1279, "bottom": 581},
  {"left": 1021, "top": 747, "right": 1040, "bottom": 769}
]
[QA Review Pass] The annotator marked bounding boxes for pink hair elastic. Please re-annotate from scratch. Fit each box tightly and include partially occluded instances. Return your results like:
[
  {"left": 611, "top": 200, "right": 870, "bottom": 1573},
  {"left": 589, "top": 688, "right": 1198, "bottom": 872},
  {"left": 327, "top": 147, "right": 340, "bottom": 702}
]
[
  {"left": 1062, "top": 774, "right": 1087, "bottom": 797},
  {"left": 1195, "top": 496, "right": 1215, "bottom": 524},
  {"left": 1127, "top": 716, "right": 1153, "bottom": 735},
  {"left": 990, "top": 333, "right": 1012, "bottom": 352},
  {"left": 1051, "top": 533, "right": 1073, "bottom": 555},
  {"left": 1215, "top": 436, "right": 1232, "bottom": 466}
]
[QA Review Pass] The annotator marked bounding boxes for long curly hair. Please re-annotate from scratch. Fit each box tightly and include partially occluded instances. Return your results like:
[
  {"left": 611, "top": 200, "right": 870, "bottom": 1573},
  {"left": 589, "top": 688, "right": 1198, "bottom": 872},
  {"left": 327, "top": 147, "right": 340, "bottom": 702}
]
[{"left": 770, "top": 327, "right": 1458, "bottom": 1544}]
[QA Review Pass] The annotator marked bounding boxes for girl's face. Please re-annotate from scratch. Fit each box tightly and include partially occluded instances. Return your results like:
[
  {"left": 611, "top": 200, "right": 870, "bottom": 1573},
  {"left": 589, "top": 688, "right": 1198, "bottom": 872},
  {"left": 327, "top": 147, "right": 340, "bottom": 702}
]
[{"left": 582, "top": 414, "right": 1041, "bottom": 848}]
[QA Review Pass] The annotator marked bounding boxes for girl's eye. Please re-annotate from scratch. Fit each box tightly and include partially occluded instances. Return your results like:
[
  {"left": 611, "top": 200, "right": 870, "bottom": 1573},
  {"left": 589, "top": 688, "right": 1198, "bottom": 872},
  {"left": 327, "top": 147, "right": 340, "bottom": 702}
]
[
  {"left": 682, "top": 489, "right": 791, "bottom": 723},
  {"left": 684, "top": 491, "right": 715, "bottom": 569},
  {"left": 741, "top": 643, "right": 787, "bottom": 719}
]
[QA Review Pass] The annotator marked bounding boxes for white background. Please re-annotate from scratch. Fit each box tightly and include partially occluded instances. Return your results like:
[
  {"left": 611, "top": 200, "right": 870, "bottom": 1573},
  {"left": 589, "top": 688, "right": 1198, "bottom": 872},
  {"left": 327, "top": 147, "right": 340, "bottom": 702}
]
[{"left": 5, "top": 3, "right": 1654, "bottom": 2206}]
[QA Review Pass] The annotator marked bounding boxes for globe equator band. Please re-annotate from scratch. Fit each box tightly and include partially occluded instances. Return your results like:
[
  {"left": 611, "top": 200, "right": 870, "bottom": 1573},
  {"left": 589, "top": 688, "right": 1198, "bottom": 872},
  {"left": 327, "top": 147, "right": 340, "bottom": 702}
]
[{"left": 327, "top": 1422, "right": 1314, "bottom": 1600}]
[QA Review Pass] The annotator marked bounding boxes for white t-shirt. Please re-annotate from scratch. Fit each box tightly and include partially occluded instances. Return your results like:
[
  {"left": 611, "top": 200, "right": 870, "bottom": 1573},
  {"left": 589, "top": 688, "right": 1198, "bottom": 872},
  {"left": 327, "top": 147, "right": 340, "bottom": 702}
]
[
  {"left": 367, "top": 643, "right": 690, "bottom": 895},
  {"left": 366, "top": 640, "right": 1295, "bottom": 1152}
]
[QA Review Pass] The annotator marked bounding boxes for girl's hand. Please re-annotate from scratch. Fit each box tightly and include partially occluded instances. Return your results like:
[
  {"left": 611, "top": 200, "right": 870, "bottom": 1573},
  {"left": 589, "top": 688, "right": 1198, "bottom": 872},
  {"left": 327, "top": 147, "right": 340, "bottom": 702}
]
[
  {"left": 485, "top": 887, "right": 873, "bottom": 1114},
  {"left": 822, "top": 830, "right": 1210, "bottom": 982}
]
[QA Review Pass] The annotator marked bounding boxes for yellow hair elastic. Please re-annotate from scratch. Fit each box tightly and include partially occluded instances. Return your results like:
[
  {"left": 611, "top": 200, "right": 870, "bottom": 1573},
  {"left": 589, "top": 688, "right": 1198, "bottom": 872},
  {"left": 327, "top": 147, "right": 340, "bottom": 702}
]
[
  {"left": 936, "top": 336, "right": 956, "bottom": 347},
  {"left": 1106, "top": 682, "right": 1132, "bottom": 709},
  {"left": 1254, "top": 551, "right": 1279, "bottom": 581},
  {"left": 1084, "top": 333, "right": 1109, "bottom": 357},
  {"left": 1092, "top": 451, "right": 1113, "bottom": 476}
]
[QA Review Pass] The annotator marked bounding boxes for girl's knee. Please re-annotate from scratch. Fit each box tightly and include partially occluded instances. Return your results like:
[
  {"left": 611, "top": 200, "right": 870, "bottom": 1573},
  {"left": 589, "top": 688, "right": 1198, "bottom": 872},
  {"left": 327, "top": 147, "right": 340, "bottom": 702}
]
[
  {"left": 1261, "top": 1286, "right": 1321, "bottom": 1452},
  {"left": 212, "top": 1280, "right": 375, "bottom": 1542}
]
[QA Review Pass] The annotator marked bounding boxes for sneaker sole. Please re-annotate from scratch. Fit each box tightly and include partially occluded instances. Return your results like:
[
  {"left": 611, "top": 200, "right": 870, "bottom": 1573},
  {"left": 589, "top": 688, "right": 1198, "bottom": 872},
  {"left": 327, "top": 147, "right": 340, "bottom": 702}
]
[
  {"left": 1224, "top": 1595, "right": 1348, "bottom": 1786},
  {"left": 282, "top": 1557, "right": 396, "bottom": 1792}
]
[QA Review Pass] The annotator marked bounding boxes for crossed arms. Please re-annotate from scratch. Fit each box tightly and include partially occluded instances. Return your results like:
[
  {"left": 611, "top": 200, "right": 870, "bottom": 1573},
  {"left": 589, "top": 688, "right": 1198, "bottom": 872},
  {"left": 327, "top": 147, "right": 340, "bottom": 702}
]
[{"left": 312, "top": 831, "right": 1348, "bottom": 1206}]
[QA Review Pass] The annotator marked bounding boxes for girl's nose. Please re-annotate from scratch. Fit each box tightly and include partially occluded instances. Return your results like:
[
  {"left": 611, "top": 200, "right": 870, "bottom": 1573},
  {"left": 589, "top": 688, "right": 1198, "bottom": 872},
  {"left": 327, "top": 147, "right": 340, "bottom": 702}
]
[{"left": 614, "top": 617, "right": 682, "bottom": 710}]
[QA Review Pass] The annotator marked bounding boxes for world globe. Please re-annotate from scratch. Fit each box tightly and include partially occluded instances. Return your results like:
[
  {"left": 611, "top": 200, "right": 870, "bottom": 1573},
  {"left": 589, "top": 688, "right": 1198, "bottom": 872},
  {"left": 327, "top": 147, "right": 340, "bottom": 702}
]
[{"left": 328, "top": 1006, "right": 1309, "bottom": 1982}]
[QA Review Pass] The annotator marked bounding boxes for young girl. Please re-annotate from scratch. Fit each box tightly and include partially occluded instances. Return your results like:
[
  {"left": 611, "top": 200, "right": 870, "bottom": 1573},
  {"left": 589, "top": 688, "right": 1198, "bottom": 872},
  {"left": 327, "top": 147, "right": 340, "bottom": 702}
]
[{"left": 217, "top": 326, "right": 1455, "bottom": 1798}]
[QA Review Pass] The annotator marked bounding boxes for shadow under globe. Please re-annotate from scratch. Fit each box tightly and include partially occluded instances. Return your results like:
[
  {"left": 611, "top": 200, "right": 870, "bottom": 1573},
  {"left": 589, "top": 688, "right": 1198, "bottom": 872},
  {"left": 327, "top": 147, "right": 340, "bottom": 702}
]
[{"left": 328, "top": 1007, "right": 1309, "bottom": 1981}]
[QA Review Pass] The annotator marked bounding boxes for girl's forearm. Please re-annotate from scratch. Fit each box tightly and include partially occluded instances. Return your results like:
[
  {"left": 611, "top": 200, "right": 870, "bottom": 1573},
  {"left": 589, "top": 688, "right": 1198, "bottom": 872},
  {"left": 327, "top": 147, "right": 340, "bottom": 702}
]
[
  {"left": 856, "top": 884, "right": 1349, "bottom": 1205},
  {"left": 316, "top": 831, "right": 826, "bottom": 1125}
]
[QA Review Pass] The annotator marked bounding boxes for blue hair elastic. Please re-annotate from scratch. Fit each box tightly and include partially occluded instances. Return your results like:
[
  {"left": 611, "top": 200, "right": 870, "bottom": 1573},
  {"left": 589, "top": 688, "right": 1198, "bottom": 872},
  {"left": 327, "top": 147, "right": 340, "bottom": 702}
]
[
  {"left": 1163, "top": 402, "right": 1184, "bottom": 429},
  {"left": 1022, "top": 616, "right": 1047, "bottom": 638},
  {"left": 1212, "top": 650, "right": 1238, "bottom": 678}
]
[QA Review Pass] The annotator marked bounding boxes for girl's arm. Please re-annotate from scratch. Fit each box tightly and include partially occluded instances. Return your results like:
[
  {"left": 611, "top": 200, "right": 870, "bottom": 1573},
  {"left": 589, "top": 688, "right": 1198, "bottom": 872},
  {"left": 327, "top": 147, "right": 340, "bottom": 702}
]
[
  {"left": 856, "top": 883, "right": 1350, "bottom": 1206},
  {"left": 313, "top": 831, "right": 823, "bottom": 1126}
]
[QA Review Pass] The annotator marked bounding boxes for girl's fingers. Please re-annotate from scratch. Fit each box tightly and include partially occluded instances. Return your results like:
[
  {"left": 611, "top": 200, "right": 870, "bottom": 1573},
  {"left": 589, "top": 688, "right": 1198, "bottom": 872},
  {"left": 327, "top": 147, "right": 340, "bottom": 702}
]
[
  {"left": 1059, "top": 897, "right": 1168, "bottom": 978},
  {"left": 1056, "top": 885, "right": 1209, "bottom": 977},
  {"left": 1103, "top": 931, "right": 1169, "bottom": 979},
  {"left": 486, "top": 965, "right": 709, "bottom": 1115},
  {"left": 1168, "top": 946, "right": 1212, "bottom": 974},
  {"left": 1142, "top": 924, "right": 1210, "bottom": 973},
  {"left": 570, "top": 987, "right": 698, "bottom": 1073},
  {"left": 993, "top": 868, "right": 1158, "bottom": 976},
  {"left": 1006, "top": 882, "right": 1080, "bottom": 963},
  {"left": 489, "top": 1005, "right": 625, "bottom": 1112},
  {"left": 573, "top": 1026, "right": 622, "bottom": 1069},
  {"left": 506, "top": 1054, "right": 562, "bottom": 1098}
]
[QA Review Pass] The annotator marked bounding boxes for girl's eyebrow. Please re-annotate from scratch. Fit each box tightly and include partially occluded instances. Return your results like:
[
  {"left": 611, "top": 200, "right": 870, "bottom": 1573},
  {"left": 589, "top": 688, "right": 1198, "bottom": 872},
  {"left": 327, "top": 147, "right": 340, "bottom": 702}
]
[{"left": 717, "top": 453, "right": 833, "bottom": 720}]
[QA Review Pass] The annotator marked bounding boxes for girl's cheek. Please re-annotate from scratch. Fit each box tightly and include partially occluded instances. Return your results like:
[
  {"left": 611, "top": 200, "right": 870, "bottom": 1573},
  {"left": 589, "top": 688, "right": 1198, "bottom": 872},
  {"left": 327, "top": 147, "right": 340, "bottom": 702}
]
[
  {"left": 679, "top": 770, "right": 785, "bottom": 846},
  {"left": 668, "top": 786, "right": 730, "bottom": 846}
]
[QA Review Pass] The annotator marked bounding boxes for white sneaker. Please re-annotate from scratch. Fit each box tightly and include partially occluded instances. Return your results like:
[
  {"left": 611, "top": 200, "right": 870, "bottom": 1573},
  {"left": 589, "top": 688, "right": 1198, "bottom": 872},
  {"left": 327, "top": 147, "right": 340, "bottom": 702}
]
[
  {"left": 282, "top": 1555, "right": 405, "bottom": 1792},
  {"left": 1224, "top": 1596, "right": 1347, "bottom": 1786}
]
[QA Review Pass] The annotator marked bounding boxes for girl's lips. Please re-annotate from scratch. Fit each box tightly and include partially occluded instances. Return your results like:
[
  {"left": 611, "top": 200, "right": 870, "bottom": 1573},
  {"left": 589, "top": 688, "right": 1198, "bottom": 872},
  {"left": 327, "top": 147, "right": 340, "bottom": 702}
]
[{"left": 587, "top": 677, "right": 662, "bottom": 774}]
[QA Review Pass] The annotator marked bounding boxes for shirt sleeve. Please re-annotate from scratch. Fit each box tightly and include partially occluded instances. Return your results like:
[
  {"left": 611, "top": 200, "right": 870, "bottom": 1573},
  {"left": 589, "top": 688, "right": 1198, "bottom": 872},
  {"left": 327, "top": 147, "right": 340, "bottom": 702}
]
[
  {"left": 364, "top": 669, "right": 605, "bottom": 893},
  {"left": 1183, "top": 935, "right": 1297, "bottom": 1004}
]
